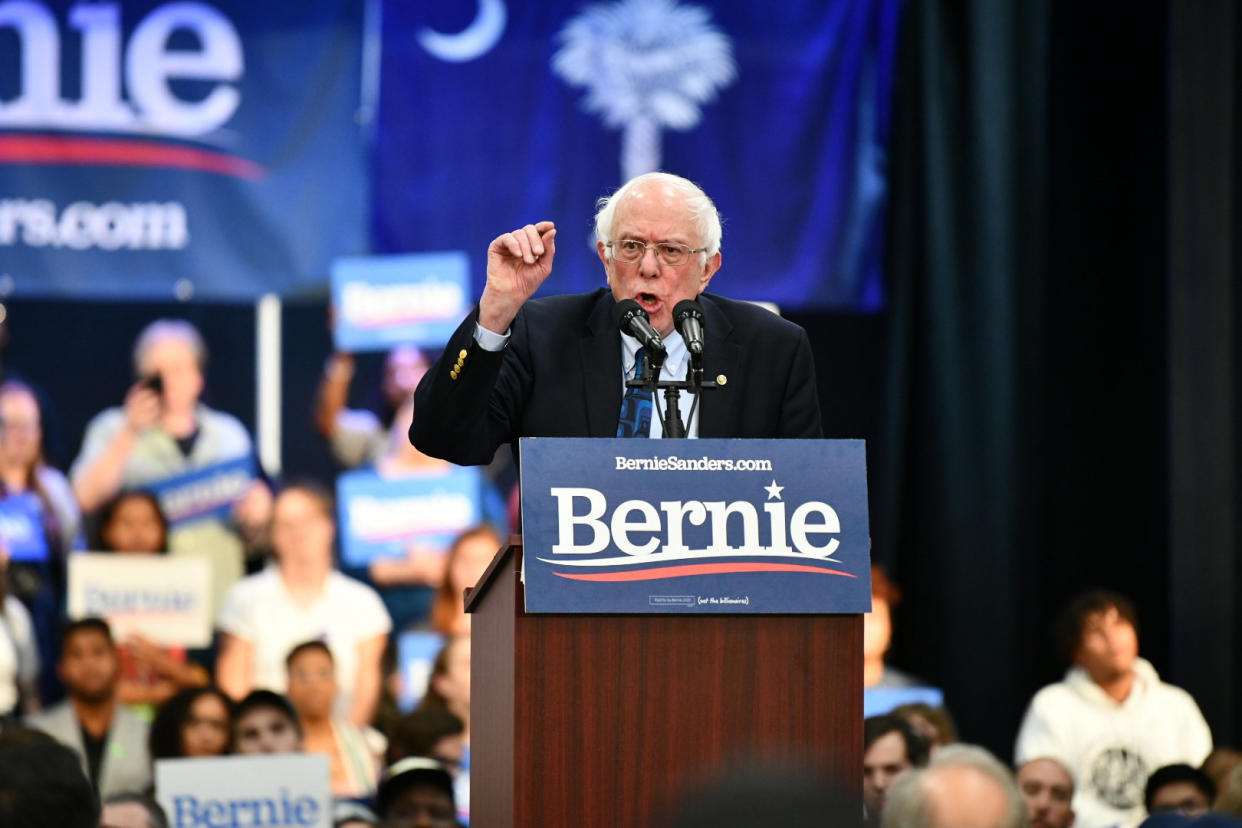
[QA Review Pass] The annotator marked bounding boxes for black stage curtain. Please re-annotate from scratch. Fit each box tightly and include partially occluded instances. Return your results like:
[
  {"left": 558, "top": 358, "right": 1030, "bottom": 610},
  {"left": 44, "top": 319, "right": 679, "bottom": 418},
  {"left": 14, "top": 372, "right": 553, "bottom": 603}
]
[{"left": 874, "top": 0, "right": 1208, "bottom": 755}]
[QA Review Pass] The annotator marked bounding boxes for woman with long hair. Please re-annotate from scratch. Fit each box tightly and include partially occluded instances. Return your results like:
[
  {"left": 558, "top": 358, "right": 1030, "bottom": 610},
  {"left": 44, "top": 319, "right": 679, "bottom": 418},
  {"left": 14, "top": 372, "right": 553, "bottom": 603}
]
[
  {"left": 95, "top": 490, "right": 209, "bottom": 714},
  {"left": 428, "top": 525, "right": 501, "bottom": 637},
  {"left": 148, "top": 685, "right": 234, "bottom": 760}
]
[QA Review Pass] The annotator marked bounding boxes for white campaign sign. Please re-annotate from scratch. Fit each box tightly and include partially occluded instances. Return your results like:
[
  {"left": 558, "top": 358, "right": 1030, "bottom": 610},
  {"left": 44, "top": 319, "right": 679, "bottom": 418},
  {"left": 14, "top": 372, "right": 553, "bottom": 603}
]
[
  {"left": 67, "top": 553, "right": 212, "bottom": 648},
  {"left": 155, "top": 754, "right": 331, "bottom": 828}
]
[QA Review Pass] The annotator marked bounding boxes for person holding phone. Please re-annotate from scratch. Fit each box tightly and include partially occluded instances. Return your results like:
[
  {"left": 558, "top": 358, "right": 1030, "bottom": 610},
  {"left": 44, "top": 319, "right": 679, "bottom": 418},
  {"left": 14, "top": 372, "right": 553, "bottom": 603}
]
[{"left": 70, "top": 319, "right": 272, "bottom": 614}]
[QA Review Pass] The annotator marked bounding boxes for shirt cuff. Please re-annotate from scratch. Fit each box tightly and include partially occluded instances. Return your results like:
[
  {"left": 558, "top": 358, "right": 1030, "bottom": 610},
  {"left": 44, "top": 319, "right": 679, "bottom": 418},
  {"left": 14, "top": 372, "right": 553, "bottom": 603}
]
[{"left": 473, "top": 322, "right": 510, "bottom": 352}]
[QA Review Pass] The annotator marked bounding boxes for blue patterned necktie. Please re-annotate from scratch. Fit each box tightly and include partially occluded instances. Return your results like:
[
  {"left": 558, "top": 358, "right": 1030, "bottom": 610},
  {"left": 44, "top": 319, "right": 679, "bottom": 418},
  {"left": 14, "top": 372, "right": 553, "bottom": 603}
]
[{"left": 616, "top": 348, "right": 653, "bottom": 438}]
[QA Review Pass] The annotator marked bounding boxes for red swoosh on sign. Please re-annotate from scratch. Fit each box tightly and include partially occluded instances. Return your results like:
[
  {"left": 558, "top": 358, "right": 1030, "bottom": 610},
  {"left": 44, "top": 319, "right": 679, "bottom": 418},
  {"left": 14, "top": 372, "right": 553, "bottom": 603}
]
[
  {"left": 0, "top": 134, "right": 267, "bottom": 180},
  {"left": 553, "top": 562, "right": 857, "bottom": 581}
]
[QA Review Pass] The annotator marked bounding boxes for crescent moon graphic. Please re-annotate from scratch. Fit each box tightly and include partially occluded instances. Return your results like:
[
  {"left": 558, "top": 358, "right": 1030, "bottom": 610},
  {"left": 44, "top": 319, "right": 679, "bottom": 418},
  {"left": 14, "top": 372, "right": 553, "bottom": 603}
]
[{"left": 418, "top": 0, "right": 508, "bottom": 63}]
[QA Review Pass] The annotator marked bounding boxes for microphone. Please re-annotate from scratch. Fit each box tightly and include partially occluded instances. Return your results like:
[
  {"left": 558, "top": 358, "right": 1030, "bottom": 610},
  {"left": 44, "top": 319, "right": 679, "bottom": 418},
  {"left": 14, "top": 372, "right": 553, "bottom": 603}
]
[
  {"left": 614, "top": 299, "right": 667, "bottom": 366},
  {"left": 673, "top": 299, "right": 705, "bottom": 365}
]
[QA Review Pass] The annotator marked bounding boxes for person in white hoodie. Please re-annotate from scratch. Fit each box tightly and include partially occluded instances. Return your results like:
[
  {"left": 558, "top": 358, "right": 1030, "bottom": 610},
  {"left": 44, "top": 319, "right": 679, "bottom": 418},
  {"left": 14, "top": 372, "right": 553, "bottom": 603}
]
[{"left": 1014, "top": 590, "right": 1212, "bottom": 828}]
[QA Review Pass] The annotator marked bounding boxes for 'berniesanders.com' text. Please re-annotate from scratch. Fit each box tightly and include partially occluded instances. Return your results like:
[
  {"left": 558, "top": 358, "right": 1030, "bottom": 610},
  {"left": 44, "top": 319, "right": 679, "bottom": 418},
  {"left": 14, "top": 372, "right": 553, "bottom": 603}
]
[{"left": 615, "top": 456, "right": 773, "bottom": 472}]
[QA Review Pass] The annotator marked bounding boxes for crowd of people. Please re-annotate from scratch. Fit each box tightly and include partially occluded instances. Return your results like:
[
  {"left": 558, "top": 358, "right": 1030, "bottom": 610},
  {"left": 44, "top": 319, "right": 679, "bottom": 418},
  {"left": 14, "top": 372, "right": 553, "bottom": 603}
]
[
  {"left": 0, "top": 318, "right": 493, "bottom": 827},
  {"left": 0, "top": 162, "right": 1235, "bottom": 825},
  {"left": 862, "top": 585, "right": 1242, "bottom": 828}
]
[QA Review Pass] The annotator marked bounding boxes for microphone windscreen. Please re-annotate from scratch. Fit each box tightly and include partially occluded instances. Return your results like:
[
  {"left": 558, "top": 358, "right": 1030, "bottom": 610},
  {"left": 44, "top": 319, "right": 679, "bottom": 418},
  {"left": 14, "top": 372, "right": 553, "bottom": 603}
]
[
  {"left": 614, "top": 298, "right": 646, "bottom": 332},
  {"left": 673, "top": 299, "right": 704, "bottom": 324}
]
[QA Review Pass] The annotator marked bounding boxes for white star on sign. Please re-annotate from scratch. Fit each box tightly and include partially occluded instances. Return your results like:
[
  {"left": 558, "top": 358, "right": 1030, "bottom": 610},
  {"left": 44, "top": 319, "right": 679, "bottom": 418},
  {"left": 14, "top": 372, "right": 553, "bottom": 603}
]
[{"left": 764, "top": 480, "right": 784, "bottom": 500}]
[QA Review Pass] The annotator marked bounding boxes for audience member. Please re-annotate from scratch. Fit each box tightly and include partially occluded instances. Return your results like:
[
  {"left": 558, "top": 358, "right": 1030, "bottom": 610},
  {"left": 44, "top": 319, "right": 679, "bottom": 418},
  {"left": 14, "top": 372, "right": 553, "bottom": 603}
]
[
  {"left": 0, "top": 727, "right": 98, "bottom": 828},
  {"left": 1145, "top": 764, "right": 1215, "bottom": 818},
  {"left": 1138, "top": 817, "right": 1242, "bottom": 828},
  {"left": 333, "top": 800, "right": 381, "bottom": 828},
  {"left": 864, "top": 566, "right": 918, "bottom": 688},
  {"left": 417, "top": 636, "right": 472, "bottom": 821},
  {"left": 374, "top": 757, "right": 459, "bottom": 828},
  {"left": 100, "top": 792, "right": 169, "bottom": 828},
  {"left": 363, "top": 399, "right": 501, "bottom": 633},
  {"left": 0, "top": 548, "right": 40, "bottom": 720},
  {"left": 882, "top": 744, "right": 1026, "bottom": 828},
  {"left": 233, "top": 689, "right": 302, "bottom": 755},
  {"left": 1014, "top": 590, "right": 1212, "bottom": 828},
  {"left": 0, "top": 380, "right": 81, "bottom": 702},
  {"left": 428, "top": 526, "right": 502, "bottom": 637},
  {"left": 892, "top": 702, "right": 958, "bottom": 755},
  {"left": 0, "top": 380, "right": 81, "bottom": 551},
  {"left": 94, "top": 490, "right": 168, "bottom": 553},
  {"left": 1016, "top": 756, "right": 1076, "bottom": 828},
  {"left": 148, "top": 685, "right": 233, "bottom": 760},
  {"left": 216, "top": 482, "right": 391, "bottom": 725},
  {"left": 1203, "top": 749, "right": 1242, "bottom": 802},
  {"left": 385, "top": 707, "right": 465, "bottom": 767},
  {"left": 315, "top": 345, "right": 429, "bottom": 469},
  {"left": 70, "top": 319, "right": 272, "bottom": 614},
  {"left": 1217, "top": 765, "right": 1242, "bottom": 817},
  {"left": 95, "top": 491, "right": 209, "bottom": 714},
  {"left": 26, "top": 618, "right": 151, "bottom": 797},
  {"left": 285, "top": 640, "right": 384, "bottom": 799},
  {"left": 670, "top": 760, "right": 863, "bottom": 828},
  {"left": 864, "top": 713, "right": 930, "bottom": 824}
]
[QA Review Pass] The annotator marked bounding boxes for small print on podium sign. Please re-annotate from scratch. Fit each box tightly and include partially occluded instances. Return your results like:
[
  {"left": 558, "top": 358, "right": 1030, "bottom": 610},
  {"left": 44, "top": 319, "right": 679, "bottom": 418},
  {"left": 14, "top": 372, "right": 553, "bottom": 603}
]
[{"left": 520, "top": 438, "right": 872, "bottom": 613}]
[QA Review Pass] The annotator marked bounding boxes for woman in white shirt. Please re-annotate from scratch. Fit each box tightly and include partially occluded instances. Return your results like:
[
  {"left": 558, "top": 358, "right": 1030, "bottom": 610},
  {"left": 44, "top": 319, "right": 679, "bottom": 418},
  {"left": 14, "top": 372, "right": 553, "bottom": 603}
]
[{"left": 215, "top": 482, "right": 391, "bottom": 725}]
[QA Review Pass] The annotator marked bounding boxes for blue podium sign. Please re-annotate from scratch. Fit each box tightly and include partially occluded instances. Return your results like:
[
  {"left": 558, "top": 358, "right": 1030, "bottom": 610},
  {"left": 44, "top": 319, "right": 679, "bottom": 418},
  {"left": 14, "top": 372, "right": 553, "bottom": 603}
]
[{"left": 520, "top": 438, "right": 872, "bottom": 614}]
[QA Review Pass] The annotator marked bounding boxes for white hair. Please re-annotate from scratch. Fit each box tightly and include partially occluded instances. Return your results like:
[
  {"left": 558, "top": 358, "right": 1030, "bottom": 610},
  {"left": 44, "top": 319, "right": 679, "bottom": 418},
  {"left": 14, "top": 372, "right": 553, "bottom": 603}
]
[
  {"left": 594, "top": 171, "right": 722, "bottom": 263},
  {"left": 132, "top": 319, "right": 208, "bottom": 375},
  {"left": 881, "top": 745, "right": 1029, "bottom": 828}
]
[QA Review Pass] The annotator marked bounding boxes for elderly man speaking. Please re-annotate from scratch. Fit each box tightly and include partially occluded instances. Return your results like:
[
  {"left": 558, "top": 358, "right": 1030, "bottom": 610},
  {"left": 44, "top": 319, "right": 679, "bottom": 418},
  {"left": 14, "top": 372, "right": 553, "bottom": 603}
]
[{"left": 411, "top": 172, "right": 822, "bottom": 464}]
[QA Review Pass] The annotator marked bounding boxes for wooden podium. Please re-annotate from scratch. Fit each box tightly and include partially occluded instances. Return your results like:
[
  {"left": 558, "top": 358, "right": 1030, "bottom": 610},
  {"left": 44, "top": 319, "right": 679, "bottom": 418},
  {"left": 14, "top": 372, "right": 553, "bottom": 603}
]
[{"left": 465, "top": 536, "right": 862, "bottom": 827}]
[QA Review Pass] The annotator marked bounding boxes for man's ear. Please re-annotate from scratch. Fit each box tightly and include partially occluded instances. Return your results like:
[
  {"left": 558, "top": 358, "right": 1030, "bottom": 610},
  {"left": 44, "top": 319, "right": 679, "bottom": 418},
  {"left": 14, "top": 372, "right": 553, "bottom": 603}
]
[{"left": 698, "top": 250, "right": 722, "bottom": 293}]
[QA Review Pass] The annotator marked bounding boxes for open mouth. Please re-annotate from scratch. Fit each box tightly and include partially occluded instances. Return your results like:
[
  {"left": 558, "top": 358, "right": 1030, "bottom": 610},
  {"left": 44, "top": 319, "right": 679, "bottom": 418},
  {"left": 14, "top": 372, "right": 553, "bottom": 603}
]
[{"left": 636, "top": 292, "right": 661, "bottom": 313}]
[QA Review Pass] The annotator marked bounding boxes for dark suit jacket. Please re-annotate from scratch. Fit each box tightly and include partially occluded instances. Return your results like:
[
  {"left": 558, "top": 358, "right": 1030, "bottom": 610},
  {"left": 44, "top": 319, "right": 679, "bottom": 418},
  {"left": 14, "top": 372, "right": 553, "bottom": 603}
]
[{"left": 411, "top": 288, "right": 823, "bottom": 466}]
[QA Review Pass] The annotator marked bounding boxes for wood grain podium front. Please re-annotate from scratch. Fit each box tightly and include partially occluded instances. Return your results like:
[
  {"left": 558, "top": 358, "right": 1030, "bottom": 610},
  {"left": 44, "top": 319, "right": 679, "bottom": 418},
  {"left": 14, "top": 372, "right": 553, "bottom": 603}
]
[{"left": 465, "top": 536, "right": 862, "bottom": 827}]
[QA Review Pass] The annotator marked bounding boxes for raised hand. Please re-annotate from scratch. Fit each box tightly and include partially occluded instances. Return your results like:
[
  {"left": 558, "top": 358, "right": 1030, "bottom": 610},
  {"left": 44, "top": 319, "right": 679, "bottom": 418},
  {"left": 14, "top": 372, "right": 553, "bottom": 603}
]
[{"left": 479, "top": 221, "right": 557, "bottom": 333}]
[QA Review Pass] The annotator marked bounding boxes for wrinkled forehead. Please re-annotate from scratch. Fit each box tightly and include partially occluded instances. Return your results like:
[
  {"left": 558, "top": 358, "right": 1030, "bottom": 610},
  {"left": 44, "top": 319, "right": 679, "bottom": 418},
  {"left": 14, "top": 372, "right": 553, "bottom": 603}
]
[{"left": 613, "top": 182, "right": 699, "bottom": 239}]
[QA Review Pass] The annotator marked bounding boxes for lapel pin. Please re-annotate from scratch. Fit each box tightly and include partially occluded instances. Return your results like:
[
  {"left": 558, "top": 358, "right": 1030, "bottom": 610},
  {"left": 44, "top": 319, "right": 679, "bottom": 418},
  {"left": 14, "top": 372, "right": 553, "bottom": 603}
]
[{"left": 716, "top": 374, "right": 727, "bottom": 386}]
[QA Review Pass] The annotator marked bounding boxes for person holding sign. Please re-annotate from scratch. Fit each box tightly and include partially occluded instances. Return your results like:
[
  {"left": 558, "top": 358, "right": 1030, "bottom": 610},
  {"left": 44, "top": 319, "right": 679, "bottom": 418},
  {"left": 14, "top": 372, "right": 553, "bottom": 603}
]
[
  {"left": 93, "top": 491, "right": 210, "bottom": 716},
  {"left": 69, "top": 320, "right": 272, "bottom": 615},
  {"left": 316, "top": 344, "right": 430, "bottom": 469},
  {"left": 0, "top": 380, "right": 82, "bottom": 704},
  {"left": 410, "top": 172, "right": 822, "bottom": 464}
]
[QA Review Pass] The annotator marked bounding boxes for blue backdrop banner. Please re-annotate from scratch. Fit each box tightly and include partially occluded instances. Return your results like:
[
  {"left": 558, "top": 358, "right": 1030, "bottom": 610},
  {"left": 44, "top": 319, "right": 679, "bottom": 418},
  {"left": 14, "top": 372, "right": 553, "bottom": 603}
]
[
  {"left": 520, "top": 437, "right": 873, "bottom": 613},
  {"left": 0, "top": 0, "right": 368, "bottom": 299},
  {"left": 373, "top": 0, "right": 900, "bottom": 312}
]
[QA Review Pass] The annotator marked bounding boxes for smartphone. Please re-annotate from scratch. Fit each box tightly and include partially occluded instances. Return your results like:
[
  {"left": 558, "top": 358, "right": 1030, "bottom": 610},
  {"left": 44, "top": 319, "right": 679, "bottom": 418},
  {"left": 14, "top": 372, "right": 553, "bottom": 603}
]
[{"left": 141, "top": 374, "right": 164, "bottom": 395}]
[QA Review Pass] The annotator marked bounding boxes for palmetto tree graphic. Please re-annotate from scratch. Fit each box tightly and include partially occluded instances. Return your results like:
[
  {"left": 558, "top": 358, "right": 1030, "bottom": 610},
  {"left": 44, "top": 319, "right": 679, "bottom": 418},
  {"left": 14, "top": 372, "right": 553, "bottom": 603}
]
[{"left": 553, "top": 0, "right": 736, "bottom": 181}]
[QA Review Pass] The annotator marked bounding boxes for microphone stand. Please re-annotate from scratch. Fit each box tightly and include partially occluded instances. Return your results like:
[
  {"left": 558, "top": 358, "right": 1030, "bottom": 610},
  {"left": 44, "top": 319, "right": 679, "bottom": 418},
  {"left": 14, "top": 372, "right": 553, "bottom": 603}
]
[{"left": 627, "top": 348, "right": 719, "bottom": 438}]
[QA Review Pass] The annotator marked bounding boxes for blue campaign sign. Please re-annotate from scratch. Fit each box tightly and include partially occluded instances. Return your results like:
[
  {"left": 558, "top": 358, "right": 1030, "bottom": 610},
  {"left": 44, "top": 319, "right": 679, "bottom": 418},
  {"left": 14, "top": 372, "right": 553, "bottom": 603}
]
[
  {"left": 520, "top": 438, "right": 872, "bottom": 613},
  {"left": 145, "top": 456, "right": 256, "bottom": 528},
  {"left": 336, "top": 467, "right": 487, "bottom": 569},
  {"left": 395, "top": 630, "right": 446, "bottom": 712},
  {"left": 331, "top": 252, "right": 471, "bottom": 353},
  {"left": 0, "top": 493, "right": 49, "bottom": 562}
]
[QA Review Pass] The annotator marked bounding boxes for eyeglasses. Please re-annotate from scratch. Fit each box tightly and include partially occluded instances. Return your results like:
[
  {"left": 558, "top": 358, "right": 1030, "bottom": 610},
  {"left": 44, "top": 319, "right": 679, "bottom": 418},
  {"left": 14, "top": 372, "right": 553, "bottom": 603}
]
[{"left": 607, "top": 239, "right": 707, "bottom": 267}]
